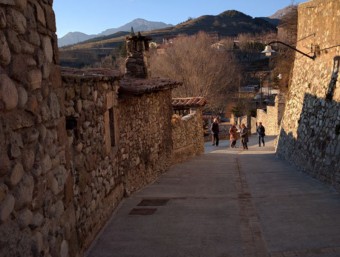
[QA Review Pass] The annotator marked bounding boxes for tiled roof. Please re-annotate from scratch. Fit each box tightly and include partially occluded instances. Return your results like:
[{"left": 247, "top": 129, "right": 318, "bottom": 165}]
[
  {"left": 61, "top": 68, "right": 181, "bottom": 96},
  {"left": 119, "top": 77, "right": 181, "bottom": 96},
  {"left": 172, "top": 97, "right": 207, "bottom": 109}
]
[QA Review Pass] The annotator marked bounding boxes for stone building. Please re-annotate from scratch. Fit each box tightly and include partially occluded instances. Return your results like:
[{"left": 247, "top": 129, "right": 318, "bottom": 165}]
[
  {"left": 171, "top": 97, "right": 207, "bottom": 163},
  {"left": 61, "top": 68, "right": 180, "bottom": 253},
  {"left": 0, "top": 1, "right": 65, "bottom": 257},
  {"left": 0, "top": 1, "right": 205, "bottom": 257},
  {"left": 276, "top": 0, "right": 340, "bottom": 190}
]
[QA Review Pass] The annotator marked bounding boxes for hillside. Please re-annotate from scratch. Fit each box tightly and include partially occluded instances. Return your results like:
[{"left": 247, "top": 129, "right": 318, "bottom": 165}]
[
  {"left": 171, "top": 10, "right": 276, "bottom": 37},
  {"left": 58, "top": 18, "right": 172, "bottom": 47},
  {"left": 59, "top": 10, "right": 277, "bottom": 68}
]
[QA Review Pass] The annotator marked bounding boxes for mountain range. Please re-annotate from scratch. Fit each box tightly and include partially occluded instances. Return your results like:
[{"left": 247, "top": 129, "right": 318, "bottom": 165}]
[
  {"left": 58, "top": 6, "right": 295, "bottom": 48},
  {"left": 59, "top": 7, "right": 295, "bottom": 68},
  {"left": 58, "top": 18, "right": 173, "bottom": 47}
]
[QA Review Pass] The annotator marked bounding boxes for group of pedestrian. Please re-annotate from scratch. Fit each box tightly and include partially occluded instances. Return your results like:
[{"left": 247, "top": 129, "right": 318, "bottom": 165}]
[
  {"left": 210, "top": 118, "right": 266, "bottom": 150},
  {"left": 229, "top": 123, "right": 249, "bottom": 150}
]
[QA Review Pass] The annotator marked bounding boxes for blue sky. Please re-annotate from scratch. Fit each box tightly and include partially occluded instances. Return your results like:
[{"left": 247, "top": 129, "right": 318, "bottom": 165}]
[{"left": 53, "top": 0, "right": 307, "bottom": 38}]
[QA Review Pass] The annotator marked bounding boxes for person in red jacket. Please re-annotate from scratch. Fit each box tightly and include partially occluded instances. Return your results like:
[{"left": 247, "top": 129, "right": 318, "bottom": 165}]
[{"left": 229, "top": 123, "right": 238, "bottom": 148}]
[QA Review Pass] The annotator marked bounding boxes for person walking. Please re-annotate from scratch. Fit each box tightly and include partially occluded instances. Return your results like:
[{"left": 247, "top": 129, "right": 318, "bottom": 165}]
[
  {"left": 211, "top": 118, "right": 220, "bottom": 146},
  {"left": 209, "top": 117, "right": 215, "bottom": 145},
  {"left": 240, "top": 123, "right": 249, "bottom": 150},
  {"left": 229, "top": 123, "right": 238, "bottom": 148},
  {"left": 256, "top": 122, "right": 265, "bottom": 147}
]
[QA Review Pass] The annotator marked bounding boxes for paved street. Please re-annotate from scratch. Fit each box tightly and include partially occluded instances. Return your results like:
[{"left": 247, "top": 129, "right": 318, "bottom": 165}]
[{"left": 86, "top": 135, "right": 340, "bottom": 257}]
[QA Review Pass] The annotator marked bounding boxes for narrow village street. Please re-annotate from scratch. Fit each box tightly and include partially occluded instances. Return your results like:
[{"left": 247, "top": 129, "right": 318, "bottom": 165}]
[{"left": 86, "top": 135, "right": 340, "bottom": 257}]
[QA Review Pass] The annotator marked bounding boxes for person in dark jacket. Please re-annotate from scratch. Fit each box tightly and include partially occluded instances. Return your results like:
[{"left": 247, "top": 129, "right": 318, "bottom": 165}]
[
  {"left": 256, "top": 122, "right": 265, "bottom": 147},
  {"left": 240, "top": 123, "right": 249, "bottom": 150},
  {"left": 211, "top": 118, "right": 219, "bottom": 146}
]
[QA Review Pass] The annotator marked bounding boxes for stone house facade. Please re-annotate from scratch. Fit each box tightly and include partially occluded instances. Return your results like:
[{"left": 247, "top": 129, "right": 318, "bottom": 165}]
[
  {"left": 171, "top": 97, "right": 207, "bottom": 163},
  {"left": 276, "top": 0, "right": 340, "bottom": 190},
  {"left": 61, "top": 69, "right": 180, "bottom": 253},
  {"left": 0, "top": 1, "right": 204, "bottom": 257},
  {"left": 0, "top": 1, "right": 66, "bottom": 257}
]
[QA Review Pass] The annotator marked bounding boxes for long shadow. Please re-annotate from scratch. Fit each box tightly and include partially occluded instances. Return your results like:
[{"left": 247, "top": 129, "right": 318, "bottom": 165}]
[{"left": 276, "top": 56, "right": 340, "bottom": 190}]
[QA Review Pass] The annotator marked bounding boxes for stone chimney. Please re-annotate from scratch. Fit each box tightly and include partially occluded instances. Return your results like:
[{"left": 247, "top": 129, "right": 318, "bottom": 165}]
[{"left": 125, "top": 29, "right": 151, "bottom": 79}]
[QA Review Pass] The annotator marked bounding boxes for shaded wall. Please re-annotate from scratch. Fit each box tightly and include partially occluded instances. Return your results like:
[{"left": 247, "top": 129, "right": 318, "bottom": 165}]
[
  {"left": 276, "top": 0, "right": 340, "bottom": 189},
  {"left": 0, "top": 1, "right": 179, "bottom": 256},
  {"left": 62, "top": 72, "right": 176, "bottom": 252},
  {"left": 0, "top": 1, "right": 72, "bottom": 257},
  {"left": 62, "top": 71, "right": 124, "bottom": 252}
]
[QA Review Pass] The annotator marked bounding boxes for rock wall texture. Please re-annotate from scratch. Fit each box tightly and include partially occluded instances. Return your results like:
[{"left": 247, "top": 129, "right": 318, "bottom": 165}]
[
  {"left": 276, "top": 0, "right": 340, "bottom": 190},
  {"left": 0, "top": 1, "right": 70, "bottom": 257},
  {"left": 0, "top": 1, "right": 182, "bottom": 257},
  {"left": 172, "top": 110, "right": 205, "bottom": 163},
  {"left": 118, "top": 89, "right": 174, "bottom": 194},
  {"left": 62, "top": 70, "right": 124, "bottom": 252},
  {"left": 62, "top": 70, "right": 176, "bottom": 252},
  {"left": 256, "top": 95, "right": 285, "bottom": 136}
]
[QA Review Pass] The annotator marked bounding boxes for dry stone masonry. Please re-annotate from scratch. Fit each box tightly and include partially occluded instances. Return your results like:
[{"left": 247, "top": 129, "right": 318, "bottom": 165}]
[
  {"left": 0, "top": 1, "right": 187, "bottom": 257},
  {"left": 171, "top": 97, "right": 206, "bottom": 163},
  {"left": 125, "top": 30, "right": 151, "bottom": 79},
  {"left": 62, "top": 68, "right": 123, "bottom": 252},
  {"left": 277, "top": 0, "right": 340, "bottom": 190},
  {"left": 0, "top": 0, "right": 66, "bottom": 257}
]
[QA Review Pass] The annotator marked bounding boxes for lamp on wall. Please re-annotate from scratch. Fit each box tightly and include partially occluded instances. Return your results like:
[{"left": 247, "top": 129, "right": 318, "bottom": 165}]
[{"left": 261, "top": 41, "right": 316, "bottom": 60}]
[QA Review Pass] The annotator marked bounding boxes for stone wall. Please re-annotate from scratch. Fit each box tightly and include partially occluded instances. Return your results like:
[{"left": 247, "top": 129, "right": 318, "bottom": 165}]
[
  {"left": 62, "top": 69, "right": 124, "bottom": 252},
  {"left": 256, "top": 95, "right": 285, "bottom": 136},
  {"left": 276, "top": 0, "right": 340, "bottom": 190},
  {"left": 61, "top": 70, "right": 177, "bottom": 251},
  {"left": 236, "top": 115, "right": 256, "bottom": 134},
  {"left": 118, "top": 89, "right": 174, "bottom": 194},
  {"left": 0, "top": 1, "right": 71, "bottom": 257},
  {"left": 0, "top": 1, "right": 180, "bottom": 257},
  {"left": 172, "top": 109, "right": 205, "bottom": 163}
]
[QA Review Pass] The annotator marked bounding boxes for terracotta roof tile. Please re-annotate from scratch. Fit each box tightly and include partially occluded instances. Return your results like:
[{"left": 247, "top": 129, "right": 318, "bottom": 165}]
[{"left": 172, "top": 97, "right": 207, "bottom": 109}]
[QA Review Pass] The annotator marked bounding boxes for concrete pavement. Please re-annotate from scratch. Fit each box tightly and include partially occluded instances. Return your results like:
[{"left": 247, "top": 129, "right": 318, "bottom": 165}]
[{"left": 86, "top": 135, "right": 340, "bottom": 257}]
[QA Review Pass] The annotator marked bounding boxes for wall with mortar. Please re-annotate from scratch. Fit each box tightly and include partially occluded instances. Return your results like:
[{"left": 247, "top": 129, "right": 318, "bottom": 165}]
[
  {"left": 276, "top": 0, "right": 340, "bottom": 190},
  {"left": 62, "top": 72, "right": 177, "bottom": 252},
  {"left": 0, "top": 1, "right": 206, "bottom": 256},
  {"left": 0, "top": 1, "right": 179, "bottom": 257},
  {"left": 118, "top": 90, "right": 174, "bottom": 194},
  {"left": 171, "top": 110, "right": 205, "bottom": 163},
  {"left": 62, "top": 71, "right": 124, "bottom": 253},
  {"left": 0, "top": 0, "right": 71, "bottom": 257}
]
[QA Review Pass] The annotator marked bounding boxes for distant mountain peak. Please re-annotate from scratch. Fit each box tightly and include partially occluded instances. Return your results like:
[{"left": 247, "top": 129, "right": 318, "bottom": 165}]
[
  {"left": 219, "top": 10, "right": 252, "bottom": 19},
  {"left": 58, "top": 18, "right": 173, "bottom": 47}
]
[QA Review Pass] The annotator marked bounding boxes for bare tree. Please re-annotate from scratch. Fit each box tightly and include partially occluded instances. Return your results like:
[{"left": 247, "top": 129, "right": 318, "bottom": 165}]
[{"left": 149, "top": 32, "right": 240, "bottom": 111}]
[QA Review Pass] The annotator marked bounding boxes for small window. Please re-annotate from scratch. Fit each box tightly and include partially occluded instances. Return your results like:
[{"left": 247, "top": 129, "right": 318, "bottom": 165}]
[{"left": 66, "top": 117, "right": 77, "bottom": 130}]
